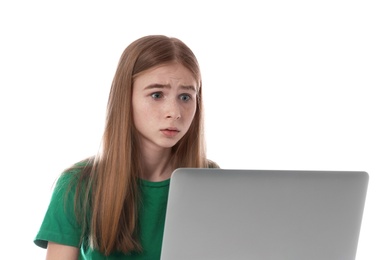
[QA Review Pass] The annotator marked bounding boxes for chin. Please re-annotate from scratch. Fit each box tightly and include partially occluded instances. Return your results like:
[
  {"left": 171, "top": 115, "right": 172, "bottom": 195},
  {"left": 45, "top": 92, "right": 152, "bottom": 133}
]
[{"left": 157, "top": 140, "right": 181, "bottom": 149}]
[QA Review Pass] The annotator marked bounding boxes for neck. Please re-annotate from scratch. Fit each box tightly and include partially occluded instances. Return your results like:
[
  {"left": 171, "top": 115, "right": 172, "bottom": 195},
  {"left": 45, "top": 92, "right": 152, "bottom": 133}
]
[{"left": 139, "top": 145, "right": 174, "bottom": 182}]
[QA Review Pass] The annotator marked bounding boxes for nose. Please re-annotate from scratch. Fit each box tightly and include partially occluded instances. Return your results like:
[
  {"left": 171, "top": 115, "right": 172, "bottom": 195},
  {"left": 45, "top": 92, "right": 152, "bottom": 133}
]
[{"left": 165, "top": 99, "right": 181, "bottom": 120}]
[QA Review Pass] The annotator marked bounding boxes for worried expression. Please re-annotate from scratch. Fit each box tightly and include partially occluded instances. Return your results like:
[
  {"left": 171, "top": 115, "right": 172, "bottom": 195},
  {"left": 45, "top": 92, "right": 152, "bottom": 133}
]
[{"left": 132, "top": 63, "right": 198, "bottom": 150}]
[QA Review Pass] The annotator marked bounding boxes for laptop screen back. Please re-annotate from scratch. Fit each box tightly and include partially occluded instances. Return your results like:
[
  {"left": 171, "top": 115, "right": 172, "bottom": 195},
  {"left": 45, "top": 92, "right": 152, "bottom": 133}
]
[{"left": 161, "top": 168, "right": 368, "bottom": 260}]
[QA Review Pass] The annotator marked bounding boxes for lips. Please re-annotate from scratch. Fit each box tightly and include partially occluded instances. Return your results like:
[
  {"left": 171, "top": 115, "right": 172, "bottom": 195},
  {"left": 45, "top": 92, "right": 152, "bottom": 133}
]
[{"left": 161, "top": 127, "right": 180, "bottom": 137}]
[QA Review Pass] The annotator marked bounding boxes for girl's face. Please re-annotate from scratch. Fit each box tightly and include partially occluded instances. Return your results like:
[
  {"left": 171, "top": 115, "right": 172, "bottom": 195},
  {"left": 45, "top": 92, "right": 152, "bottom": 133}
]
[{"left": 132, "top": 63, "right": 198, "bottom": 152}]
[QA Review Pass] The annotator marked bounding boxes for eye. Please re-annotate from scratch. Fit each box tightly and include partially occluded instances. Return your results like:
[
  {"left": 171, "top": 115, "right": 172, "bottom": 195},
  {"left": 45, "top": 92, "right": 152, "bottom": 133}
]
[
  {"left": 151, "top": 92, "right": 163, "bottom": 99},
  {"left": 179, "top": 94, "right": 192, "bottom": 102}
]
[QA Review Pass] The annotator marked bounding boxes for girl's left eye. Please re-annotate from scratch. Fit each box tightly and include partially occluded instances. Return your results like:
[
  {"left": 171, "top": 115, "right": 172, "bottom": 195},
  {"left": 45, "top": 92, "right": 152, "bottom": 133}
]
[{"left": 179, "top": 94, "right": 192, "bottom": 102}]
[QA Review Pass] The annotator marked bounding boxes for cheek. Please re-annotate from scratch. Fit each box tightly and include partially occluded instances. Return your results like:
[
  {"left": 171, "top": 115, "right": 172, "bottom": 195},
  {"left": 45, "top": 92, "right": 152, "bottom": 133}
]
[
  {"left": 133, "top": 102, "right": 160, "bottom": 127},
  {"left": 185, "top": 104, "right": 197, "bottom": 123},
  {"left": 132, "top": 101, "right": 149, "bottom": 128}
]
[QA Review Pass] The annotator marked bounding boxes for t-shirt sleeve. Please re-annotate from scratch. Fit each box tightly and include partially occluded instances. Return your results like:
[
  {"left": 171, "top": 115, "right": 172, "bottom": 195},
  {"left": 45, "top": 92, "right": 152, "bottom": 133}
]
[
  {"left": 207, "top": 159, "right": 220, "bottom": 168},
  {"left": 34, "top": 171, "right": 83, "bottom": 248}
]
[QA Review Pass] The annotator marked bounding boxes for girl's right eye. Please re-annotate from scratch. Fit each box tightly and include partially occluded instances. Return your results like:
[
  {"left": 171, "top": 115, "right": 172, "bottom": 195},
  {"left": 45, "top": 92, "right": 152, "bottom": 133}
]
[{"left": 151, "top": 92, "right": 163, "bottom": 99}]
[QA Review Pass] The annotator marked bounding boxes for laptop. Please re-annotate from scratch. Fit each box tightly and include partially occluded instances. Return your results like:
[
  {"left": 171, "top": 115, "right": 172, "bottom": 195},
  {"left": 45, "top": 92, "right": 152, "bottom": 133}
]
[{"left": 161, "top": 168, "right": 369, "bottom": 260}]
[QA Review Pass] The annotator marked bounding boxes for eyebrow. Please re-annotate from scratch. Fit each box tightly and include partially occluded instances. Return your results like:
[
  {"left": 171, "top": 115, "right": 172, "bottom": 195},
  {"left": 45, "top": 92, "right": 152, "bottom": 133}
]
[{"left": 144, "top": 84, "right": 197, "bottom": 93}]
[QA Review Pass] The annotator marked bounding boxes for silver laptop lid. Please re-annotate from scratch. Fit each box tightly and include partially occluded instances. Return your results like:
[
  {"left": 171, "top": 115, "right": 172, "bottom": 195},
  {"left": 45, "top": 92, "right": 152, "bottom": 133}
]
[{"left": 161, "top": 169, "right": 368, "bottom": 260}]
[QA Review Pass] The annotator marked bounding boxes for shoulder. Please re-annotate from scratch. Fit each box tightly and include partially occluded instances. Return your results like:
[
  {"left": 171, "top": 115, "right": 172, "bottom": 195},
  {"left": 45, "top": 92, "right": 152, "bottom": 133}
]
[
  {"left": 53, "top": 158, "right": 93, "bottom": 198},
  {"left": 60, "top": 158, "right": 93, "bottom": 181},
  {"left": 63, "top": 157, "right": 92, "bottom": 175},
  {"left": 206, "top": 159, "right": 220, "bottom": 169}
]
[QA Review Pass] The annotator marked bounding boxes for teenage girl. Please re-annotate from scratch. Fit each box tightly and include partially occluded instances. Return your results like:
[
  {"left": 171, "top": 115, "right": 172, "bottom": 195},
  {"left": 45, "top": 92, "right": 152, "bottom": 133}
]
[{"left": 34, "top": 35, "right": 218, "bottom": 259}]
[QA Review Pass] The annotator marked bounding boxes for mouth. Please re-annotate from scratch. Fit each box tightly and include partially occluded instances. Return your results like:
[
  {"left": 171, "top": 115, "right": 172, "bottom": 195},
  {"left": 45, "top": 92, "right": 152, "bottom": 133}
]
[{"left": 161, "top": 127, "right": 180, "bottom": 137}]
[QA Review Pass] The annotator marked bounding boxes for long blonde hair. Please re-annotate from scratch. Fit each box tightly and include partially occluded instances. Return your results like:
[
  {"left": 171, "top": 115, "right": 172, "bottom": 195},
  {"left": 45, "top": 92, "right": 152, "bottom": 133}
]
[{"left": 73, "top": 35, "right": 208, "bottom": 255}]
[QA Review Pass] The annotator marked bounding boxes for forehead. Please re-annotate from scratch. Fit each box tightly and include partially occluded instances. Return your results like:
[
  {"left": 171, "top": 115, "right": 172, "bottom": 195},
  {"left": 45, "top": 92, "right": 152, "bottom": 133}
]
[{"left": 133, "top": 63, "right": 198, "bottom": 89}]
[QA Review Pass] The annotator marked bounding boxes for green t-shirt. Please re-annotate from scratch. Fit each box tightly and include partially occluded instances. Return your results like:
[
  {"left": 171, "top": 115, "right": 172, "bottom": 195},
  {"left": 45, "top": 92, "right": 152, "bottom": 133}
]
[{"left": 34, "top": 169, "right": 170, "bottom": 259}]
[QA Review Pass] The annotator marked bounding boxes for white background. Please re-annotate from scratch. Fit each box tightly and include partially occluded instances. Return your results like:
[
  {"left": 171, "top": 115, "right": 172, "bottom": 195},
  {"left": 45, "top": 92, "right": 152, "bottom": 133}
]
[{"left": 1, "top": 1, "right": 387, "bottom": 259}]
